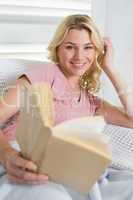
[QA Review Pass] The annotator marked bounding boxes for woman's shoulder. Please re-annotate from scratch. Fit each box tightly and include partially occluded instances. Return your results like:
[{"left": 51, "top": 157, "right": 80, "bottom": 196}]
[
  {"left": 27, "top": 61, "right": 57, "bottom": 76},
  {"left": 23, "top": 62, "right": 59, "bottom": 85}
]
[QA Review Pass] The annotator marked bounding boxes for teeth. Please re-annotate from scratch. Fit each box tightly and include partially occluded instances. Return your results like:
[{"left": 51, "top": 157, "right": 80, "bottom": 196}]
[{"left": 73, "top": 63, "right": 84, "bottom": 67}]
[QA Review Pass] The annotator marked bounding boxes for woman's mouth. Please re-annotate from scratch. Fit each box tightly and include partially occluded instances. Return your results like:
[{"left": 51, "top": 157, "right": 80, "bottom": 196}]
[{"left": 70, "top": 62, "right": 86, "bottom": 69}]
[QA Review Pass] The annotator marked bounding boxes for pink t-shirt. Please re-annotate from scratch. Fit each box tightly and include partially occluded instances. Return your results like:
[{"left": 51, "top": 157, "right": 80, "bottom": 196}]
[{"left": 2, "top": 62, "right": 101, "bottom": 140}]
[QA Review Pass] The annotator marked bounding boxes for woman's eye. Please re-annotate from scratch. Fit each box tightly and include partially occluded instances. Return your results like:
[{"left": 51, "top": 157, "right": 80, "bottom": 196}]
[
  {"left": 65, "top": 46, "right": 73, "bottom": 50},
  {"left": 84, "top": 46, "right": 94, "bottom": 50}
]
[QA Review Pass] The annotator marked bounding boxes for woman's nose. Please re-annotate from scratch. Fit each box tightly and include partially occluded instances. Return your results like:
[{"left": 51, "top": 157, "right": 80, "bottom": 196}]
[{"left": 74, "top": 48, "right": 84, "bottom": 60}]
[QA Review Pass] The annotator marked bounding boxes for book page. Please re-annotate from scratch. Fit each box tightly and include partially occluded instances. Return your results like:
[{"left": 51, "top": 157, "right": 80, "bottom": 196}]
[{"left": 52, "top": 116, "right": 109, "bottom": 143}]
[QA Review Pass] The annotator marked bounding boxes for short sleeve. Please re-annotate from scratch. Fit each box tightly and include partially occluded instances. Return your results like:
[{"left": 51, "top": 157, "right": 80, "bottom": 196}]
[
  {"left": 20, "top": 62, "right": 56, "bottom": 87},
  {"left": 3, "top": 63, "right": 57, "bottom": 140}
]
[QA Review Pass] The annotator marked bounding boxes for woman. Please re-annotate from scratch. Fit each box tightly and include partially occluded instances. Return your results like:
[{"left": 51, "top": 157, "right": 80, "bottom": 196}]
[{"left": 0, "top": 14, "right": 133, "bottom": 200}]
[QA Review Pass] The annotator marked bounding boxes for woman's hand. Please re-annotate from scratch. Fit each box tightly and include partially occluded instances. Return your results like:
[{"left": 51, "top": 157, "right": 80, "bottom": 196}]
[
  {"left": 101, "top": 37, "right": 115, "bottom": 73},
  {"left": 3, "top": 147, "right": 49, "bottom": 185}
]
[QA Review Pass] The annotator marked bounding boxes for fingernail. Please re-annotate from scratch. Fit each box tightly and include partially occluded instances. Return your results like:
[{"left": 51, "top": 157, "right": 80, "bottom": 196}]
[{"left": 31, "top": 163, "right": 37, "bottom": 171}]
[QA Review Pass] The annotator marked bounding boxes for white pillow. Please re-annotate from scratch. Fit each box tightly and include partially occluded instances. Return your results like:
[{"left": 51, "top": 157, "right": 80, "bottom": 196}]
[{"left": 0, "top": 59, "right": 44, "bottom": 96}]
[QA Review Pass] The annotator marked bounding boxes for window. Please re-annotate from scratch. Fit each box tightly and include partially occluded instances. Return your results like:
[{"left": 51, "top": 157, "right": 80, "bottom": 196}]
[{"left": 0, "top": 0, "right": 92, "bottom": 61}]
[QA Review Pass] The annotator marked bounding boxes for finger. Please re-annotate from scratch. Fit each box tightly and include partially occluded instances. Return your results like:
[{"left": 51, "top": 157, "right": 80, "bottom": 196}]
[
  {"left": 104, "top": 38, "right": 113, "bottom": 48},
  {"left": 7, "top": 163, "right": 27, "bottom": 179},
  {"left": 7, "top": 163, "right": 48, "bottom": 181},
  {"left": 7, "top": 171, "right": 49, "bottom": 185},
  {"left": 7, "top": 174, "right": 48, "bottom": 185},
  {"left": 103, "top": 37, "right": 111, "bottom": 42},
  {"left": 23, "top": 171, "right": 49, "bottom": 182},
  {"left": 9, "top": 154, "right": 37, "bottom": 172},
  {"left": 7, "top": 174, "right": 26, "bottom": 184}
]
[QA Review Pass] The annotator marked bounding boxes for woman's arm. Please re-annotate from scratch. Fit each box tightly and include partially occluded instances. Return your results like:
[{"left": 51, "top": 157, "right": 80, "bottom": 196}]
[
  {"left": 96, "top": 100, "right": 133, "bottom": 128},
  {"left": 102, "top": 65, "right": 133, "bottom": 118},
  {"left": 96, "top": 38, "right": 133, "bottom": 127},
  {"left": 0, "top": 75, "right": 32, "bottom": 123},
  {"left": 0, "top": 77, "right": 48, "bottom": 184}
]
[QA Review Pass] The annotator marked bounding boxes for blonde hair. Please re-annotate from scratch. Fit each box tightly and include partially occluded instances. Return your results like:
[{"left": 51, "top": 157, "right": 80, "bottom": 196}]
[{"left": 48, "top": 14, "right": 104, "bottom": 93}]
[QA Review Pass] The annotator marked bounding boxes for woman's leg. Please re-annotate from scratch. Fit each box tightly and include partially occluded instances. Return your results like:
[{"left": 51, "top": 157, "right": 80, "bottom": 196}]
[
  {"left": 99, "top": 168, "right": 133, "bottom": 200},
  {"left": 0, "top": 175, "right": 73, "bottom": 200},
  {"left": 0, "top": 174, "right": 90, "bottom": 200}
]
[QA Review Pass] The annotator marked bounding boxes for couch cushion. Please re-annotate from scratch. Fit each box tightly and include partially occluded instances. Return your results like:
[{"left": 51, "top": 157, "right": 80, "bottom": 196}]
[{"left": 0, "top": 59, "right": 43, "bottom": 96}]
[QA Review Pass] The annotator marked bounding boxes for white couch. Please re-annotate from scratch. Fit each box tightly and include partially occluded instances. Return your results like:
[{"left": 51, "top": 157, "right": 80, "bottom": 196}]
[{"left": 0, "top": 59, "right": 44, "bottom": 96}]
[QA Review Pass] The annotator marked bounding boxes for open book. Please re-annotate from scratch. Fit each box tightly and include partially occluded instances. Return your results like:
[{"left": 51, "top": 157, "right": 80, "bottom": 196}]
[{"left": 16, "top": 83, "right": 111, "bottom": 194}]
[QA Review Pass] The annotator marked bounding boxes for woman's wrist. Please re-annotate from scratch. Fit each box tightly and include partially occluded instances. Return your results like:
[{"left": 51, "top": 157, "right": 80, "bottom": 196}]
[
  {"left": 0, "top": 145, "right": 17, "bottom": 168},
  {"left": 103, "top": 65, "right": 120, "bottom": 79},
  {"left": 0, "top": 131, "right": 16, "bottom": 165}
]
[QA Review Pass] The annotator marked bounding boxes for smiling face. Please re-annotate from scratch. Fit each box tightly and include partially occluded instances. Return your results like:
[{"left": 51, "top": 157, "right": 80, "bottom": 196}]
[{"left": 57, "top": 28, "right": 96, "bottom": 78}]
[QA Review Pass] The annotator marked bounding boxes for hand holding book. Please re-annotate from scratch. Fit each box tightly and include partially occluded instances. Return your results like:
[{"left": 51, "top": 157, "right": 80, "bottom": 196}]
[{"left": 16, "top": 83, "right": 111, "bottom": 194}]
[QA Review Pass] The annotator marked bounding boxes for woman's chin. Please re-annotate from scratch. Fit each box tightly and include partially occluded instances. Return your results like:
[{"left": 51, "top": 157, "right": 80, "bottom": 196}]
[
  {"left": 70, "top": 65, "right": 90, "bottom": 76},
  {"left": 71, "top": 70, "right": 86, "bottom": 77}
]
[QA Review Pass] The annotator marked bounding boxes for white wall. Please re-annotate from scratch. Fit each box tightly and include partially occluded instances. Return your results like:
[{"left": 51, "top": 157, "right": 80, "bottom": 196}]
[
  {"left": 92, "top": 0, "right": 133, "bottom": 105},
  {"left": 105, "top": 0, "right": 133, "bottom": 81}
]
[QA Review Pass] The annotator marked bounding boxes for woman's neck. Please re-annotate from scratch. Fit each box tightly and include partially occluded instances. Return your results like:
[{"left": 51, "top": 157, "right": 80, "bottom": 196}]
[{"left": 67, "top": 77, "right": 80, "bottom": 91}]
